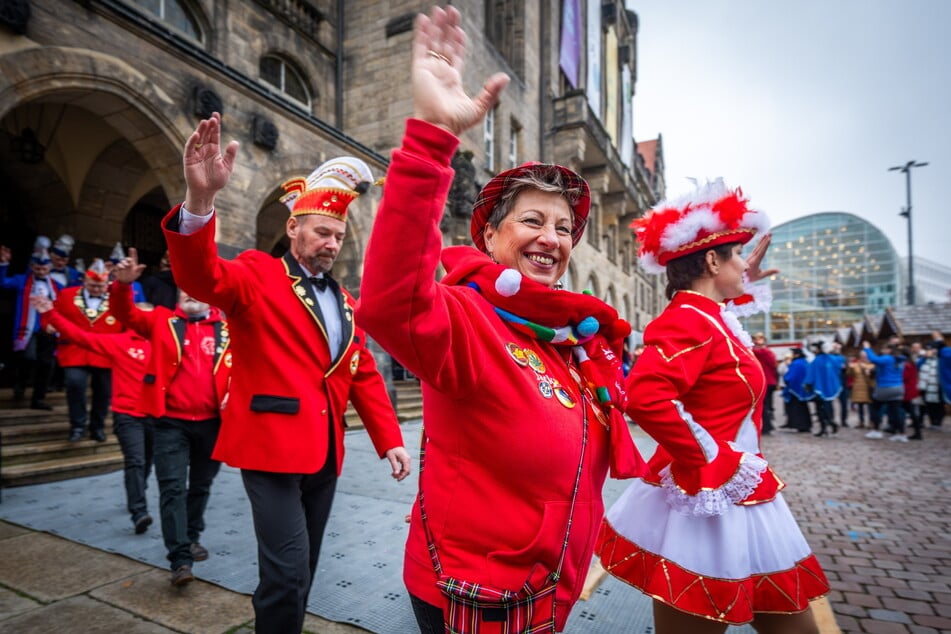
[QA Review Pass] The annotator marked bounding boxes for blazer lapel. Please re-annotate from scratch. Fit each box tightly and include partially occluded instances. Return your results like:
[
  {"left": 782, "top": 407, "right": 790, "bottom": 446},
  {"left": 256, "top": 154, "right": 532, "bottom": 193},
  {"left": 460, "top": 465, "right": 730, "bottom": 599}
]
[{"left": 282, "top": 252, "right": 332, "bottom": 349}]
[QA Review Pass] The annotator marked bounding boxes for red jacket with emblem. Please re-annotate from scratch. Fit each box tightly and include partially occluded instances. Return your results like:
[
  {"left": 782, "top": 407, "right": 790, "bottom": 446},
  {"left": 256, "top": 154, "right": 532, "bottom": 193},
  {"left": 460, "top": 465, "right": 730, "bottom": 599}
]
[
  {"left": 43, "top": 307, "right": 149, "bottom": 417},
  {"left": 53, "top": 286, "right": 124, "bottom": 368},
  {"left": 161, "top": 208, "right": 403, "bottom": 474},
  {"left": 356, "top": 119, "right": 615, "bottom": 631},
  {"left": 110, "top": 281, "right": 231, "bottom": 419}
]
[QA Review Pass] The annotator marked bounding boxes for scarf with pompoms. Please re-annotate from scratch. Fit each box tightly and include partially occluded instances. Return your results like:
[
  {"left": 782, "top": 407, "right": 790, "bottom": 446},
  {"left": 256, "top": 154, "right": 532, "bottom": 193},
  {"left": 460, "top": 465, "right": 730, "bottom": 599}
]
[{"left": 440, "top": 246, "right": 647, "bottom": 479}]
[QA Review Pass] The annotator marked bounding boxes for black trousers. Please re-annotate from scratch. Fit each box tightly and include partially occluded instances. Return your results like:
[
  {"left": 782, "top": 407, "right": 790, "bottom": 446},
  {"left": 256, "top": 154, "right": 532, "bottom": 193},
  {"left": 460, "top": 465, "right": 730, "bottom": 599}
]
[
  {"left": 153, "top": 416, "right": 221, "bottom": 569},
  {"left": 924, "top": 401, "right": 945, "bottom": 427},
  {"left": 13, "top": 331, "right": 56, "bottom": 404},
  {"left": 761, "top": 385, "right": 776, "bottom": 433},
  {"left": 410, "top": 594, "right": 445, "bottom": 633},
  {"left": 113, "top": 413, "right": 154, "bottom": 523},
  {"left": 64, "top": 366, "right": 112, "bottom": 433},
  {"left": 241, "top": 445, "right": 338, "bottom": 634}
]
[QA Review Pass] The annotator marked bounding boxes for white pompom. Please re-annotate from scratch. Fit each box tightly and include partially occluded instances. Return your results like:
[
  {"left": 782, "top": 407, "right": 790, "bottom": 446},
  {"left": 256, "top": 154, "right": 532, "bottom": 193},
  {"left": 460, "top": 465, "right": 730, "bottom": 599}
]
[{"left": 495, "top": 268, "right": 522, "bottom": 297}]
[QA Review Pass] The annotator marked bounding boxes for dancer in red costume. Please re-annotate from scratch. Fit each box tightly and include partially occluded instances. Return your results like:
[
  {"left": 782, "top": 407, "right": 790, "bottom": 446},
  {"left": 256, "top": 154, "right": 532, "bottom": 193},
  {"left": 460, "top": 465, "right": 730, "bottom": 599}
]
[{"left": 597, "top": 180, "right": 829, "bottom": 633}]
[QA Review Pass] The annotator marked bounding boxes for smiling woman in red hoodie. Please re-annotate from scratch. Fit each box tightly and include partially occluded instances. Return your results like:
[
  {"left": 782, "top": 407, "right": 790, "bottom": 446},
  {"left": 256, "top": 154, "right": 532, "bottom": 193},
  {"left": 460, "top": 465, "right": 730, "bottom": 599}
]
[{"left": 356, "top": 7, "right": 645, "bottom": 632}]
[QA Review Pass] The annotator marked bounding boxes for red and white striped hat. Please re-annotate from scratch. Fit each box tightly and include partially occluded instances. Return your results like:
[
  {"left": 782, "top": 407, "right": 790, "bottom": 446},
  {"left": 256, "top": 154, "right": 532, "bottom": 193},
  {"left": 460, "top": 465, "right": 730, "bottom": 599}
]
[{"left": 631, "top": 178, "right": 770, "bottom": 273}]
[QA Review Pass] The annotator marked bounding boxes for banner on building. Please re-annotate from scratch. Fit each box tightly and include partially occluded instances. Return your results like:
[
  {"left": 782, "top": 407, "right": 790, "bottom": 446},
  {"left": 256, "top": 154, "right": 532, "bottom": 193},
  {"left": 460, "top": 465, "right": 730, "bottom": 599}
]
[
  {"left": 585, "top": 0, "right": 602, "bottom": 120},
  {"left": 605, "top": 27, "right": 618, "bottom": 144},
  {"left": 620, "top": 65, "right": 633, "bottom": 166},
  {"left": 559, "top": 0, "right": 581, "bottom": 89}
]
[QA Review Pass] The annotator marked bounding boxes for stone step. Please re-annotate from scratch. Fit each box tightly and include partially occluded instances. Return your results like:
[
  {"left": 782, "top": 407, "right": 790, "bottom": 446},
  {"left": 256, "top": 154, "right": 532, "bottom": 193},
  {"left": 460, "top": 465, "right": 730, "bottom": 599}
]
[
  {"left": 2, "top": 436, "right": 121, "bottom": 466},
  {"left": 1, "top": 421, "right": 76, "bottom": 445},
  {"left": 1, "top": 452, "right": 123, "bottom": 487},
  {"left": 396, "top": 407, "right": 424, "bottom": 422}
]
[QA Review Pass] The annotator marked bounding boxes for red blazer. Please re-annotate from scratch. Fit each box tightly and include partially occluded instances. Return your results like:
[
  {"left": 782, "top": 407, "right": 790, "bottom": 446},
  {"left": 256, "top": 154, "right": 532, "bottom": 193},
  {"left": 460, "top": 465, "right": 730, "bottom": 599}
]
[
  {"left": 161, "top": 208, "right": 403, "bottom": 474},
  {"left": 110, "top": 281, "right": 231, "bottom": 419},
  {"left": 53, "top": 286, "right": 124, "bottom": 368},
  {"left": 43, "top": 308, "right": 149, "bottom": 417}
]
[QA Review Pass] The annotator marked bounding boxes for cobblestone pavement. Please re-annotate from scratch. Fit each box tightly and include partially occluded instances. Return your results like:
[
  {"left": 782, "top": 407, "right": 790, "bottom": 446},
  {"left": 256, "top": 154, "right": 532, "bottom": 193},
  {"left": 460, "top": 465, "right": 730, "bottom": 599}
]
[{"left": 763, "top": 411, "right": 951, "bottom": 634}]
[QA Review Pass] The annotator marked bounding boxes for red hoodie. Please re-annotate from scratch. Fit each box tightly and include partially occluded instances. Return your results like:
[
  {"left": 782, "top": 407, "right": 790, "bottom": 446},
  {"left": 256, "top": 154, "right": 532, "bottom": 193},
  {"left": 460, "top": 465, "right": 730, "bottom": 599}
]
[
  {"left": 109, "top": 281, "right": 231, "bottom": 419},
  {"left": 43, "top": 309, "right": 149, "bottom": 416}
]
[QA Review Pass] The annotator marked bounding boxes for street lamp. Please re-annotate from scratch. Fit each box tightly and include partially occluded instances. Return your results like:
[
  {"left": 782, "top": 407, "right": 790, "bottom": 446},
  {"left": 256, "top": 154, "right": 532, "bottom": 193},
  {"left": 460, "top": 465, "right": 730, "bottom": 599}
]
[{"left": 888, "top": 160, "right": 928, "bottom": 305}]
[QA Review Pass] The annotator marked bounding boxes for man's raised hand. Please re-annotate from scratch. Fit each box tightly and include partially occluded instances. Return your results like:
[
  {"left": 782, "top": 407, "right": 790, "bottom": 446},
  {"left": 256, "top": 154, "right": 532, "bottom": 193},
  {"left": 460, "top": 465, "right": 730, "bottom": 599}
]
[
  {"left": 114, "top": 247, "right": 147, "bottom": 284},
  {"left": 183, "top": 112, "right": 240, "bottom": 215}
]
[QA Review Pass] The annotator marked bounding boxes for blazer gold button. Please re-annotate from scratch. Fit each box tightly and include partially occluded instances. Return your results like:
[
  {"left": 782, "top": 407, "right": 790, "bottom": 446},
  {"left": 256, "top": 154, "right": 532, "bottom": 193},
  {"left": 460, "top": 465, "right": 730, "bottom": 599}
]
[{"left": 321, "top": 409, "right": 327, "bottom": 415}]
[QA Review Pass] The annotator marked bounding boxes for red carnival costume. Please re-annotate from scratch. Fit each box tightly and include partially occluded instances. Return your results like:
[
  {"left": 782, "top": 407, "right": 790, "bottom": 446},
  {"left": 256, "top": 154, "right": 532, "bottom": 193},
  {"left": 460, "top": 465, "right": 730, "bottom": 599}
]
[
  {"left": 596, "top": 179, "right": 828, "bottom": 624},
  {"left": 43, "top": 300, "right": 149, "bottom": 417},
  {"left": 54, "top": 282, "right": 123, "bottom": 369},
  {"left": 161, "top": 206, "right": 403, "bottom": 475},
  {"left": 109, "top": 281, "right": 231, "bottom": 418},
  {"left": 358, "top": 119, "right": 643, "bottom": 631}
]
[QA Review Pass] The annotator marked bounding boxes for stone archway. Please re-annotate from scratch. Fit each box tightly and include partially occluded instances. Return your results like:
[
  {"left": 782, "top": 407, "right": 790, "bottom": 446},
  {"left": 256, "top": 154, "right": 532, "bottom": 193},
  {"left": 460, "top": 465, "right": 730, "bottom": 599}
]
[{"left": 0, "top": 47, "right": 186, "bottom": 266}]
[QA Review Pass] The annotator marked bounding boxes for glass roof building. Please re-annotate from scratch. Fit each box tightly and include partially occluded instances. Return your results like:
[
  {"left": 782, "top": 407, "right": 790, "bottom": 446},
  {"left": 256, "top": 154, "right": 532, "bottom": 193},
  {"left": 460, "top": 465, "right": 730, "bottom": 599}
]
[{"left": 745, "top": 212, "right": 900, "bottom": 344}]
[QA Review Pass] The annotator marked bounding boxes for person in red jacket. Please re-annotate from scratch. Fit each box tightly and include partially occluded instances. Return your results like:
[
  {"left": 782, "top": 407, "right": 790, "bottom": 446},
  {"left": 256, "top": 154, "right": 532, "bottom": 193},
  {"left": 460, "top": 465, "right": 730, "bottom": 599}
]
[
  {"left": 111, "top": 260, "right": 231, "bottom": 587},
  {"left": 597, "top": 179, "right": 828, "bottom": 633},
  {"left": 54, "top": 258, "right": 123, "bottom": 442},
  {"left": 751, "top": 332, "right": 778, "bottom": 435},
  {"left": 357, "top": 8, "right": 645, "bottom": 632},
  {"left": 32, "top": 294, "right": 155, "bottom": 534},
  {"left": 900, "top": 345, "right": 922, "bottom": 440},
  {"left": 162, "top": 121, "right": 411, "bottom": 631}
]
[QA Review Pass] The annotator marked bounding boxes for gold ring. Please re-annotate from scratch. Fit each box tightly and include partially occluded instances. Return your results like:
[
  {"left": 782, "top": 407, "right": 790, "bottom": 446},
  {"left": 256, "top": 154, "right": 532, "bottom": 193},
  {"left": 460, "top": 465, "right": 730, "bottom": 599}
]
[
  {"left": 427, "top": 49, "right": 451, "bottom": 64},
  {"left": 195, "top": 142, "right": 203, "bottom": 148}
]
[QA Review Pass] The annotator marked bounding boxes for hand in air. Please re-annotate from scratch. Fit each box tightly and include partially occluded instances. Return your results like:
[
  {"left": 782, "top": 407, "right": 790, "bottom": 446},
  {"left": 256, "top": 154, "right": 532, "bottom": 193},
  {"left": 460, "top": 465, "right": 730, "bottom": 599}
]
[{"left": 411, "top": 6, "right": 509, "bottom": 136}]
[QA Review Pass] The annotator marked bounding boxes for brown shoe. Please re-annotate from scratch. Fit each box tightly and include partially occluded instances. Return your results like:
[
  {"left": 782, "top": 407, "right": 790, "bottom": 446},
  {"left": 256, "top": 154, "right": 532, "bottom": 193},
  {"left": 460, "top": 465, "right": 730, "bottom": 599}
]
[
  {"left": 171, "top": 564, "right": 194, "bottom": 586},
  {"left": 189, "top": 542, "right": 209, "bottom": 562}
]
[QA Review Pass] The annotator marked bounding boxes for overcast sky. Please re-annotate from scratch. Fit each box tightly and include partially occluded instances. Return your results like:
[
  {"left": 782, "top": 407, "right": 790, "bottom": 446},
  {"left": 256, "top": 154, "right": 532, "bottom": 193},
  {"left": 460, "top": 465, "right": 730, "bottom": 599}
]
[{"left": 626, "top": 0, "right": 949, "bottom": 267}]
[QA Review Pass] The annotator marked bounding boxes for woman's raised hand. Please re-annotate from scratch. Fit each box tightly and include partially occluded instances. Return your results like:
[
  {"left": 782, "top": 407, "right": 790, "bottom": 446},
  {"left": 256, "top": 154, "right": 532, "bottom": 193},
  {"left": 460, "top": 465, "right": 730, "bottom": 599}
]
[{"left": 411, "top": 6, "right": 509, "bottom": 136}]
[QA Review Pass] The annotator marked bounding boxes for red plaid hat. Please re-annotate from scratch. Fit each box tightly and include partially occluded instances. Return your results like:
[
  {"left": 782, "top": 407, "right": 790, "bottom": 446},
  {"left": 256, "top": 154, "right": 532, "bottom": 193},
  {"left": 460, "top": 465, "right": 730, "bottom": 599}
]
[{"left": 470, "top": 162, "right": 591, "bottom": 253}]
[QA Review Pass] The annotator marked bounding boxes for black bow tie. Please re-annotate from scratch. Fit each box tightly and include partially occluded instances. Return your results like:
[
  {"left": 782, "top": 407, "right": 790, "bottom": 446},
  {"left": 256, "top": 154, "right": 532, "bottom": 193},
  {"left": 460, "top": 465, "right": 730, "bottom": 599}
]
[{"left": 310, "top": 276, "right": 330, "bottom": 292}]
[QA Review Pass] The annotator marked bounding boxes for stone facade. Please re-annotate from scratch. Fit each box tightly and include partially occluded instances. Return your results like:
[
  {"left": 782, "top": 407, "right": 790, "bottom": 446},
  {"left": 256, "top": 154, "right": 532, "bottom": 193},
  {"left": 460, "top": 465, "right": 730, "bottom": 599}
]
[{"left": 0, "top": 0, "right": 665, "bottom": 346}]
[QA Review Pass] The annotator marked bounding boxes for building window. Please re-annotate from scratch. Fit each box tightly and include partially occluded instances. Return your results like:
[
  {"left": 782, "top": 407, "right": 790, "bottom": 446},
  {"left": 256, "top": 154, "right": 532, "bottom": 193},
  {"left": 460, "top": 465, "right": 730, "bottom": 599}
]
[
  {"left": 485, "top": 0, "right": 525, "bottom": 77},
  {"left": 132, "top": 0, "right": 202, "bottom": 41},
  {"left": 260, "top": 55, "right": 311, "bottom": 109},
  {"left": 484, "top": 108, "right": 496, "bottom": 172},
  {"left": 508, "top": 119, "right": 521, "bottom": 169}
]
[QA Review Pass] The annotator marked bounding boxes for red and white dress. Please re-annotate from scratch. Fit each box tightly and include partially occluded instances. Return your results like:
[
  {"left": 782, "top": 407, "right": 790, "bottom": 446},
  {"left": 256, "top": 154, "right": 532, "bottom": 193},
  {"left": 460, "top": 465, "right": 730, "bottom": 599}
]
[{"left": 597, "top": 290, "right": 828, "bottom": 624}]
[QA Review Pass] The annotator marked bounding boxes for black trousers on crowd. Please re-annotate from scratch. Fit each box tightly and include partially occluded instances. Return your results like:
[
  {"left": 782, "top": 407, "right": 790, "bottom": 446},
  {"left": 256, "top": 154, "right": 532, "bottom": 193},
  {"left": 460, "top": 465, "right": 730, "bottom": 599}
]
[
  {"left": 64, "top": 366, "right": 112, "bottom": 434},
  {"left": 113, "top": 413, "right": 154, "bottom": 525},
  {"left": 153, "top": 416, "right": 221, "bottom": 569},
  {"left": 924, "top": 401, "right": 945, "bottom": 427},
  {"left": 241, "top": 440, "right": 338, "bottom": 634},
  {"left": 13, "top": 331, "right": 56, "bottom": 405},
  {"left": 761, "top": 385, "right": 776, "bottom": 434}
]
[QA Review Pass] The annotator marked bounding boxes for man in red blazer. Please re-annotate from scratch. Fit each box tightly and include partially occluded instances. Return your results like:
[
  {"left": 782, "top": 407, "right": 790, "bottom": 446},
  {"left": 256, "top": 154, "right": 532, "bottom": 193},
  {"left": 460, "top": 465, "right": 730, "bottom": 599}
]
[
  {"left": 162, "top": 112, "right": 411, "bottom": 634},
  {"left": 54, "top": 258, "right": 123, "bottom": 442}
]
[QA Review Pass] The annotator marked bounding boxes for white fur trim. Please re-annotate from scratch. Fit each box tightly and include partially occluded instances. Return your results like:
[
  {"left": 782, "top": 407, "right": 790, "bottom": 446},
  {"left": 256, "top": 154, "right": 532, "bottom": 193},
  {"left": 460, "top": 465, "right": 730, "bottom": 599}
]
[
  {"left": 638, "top": 252, "right": 665, "bottom": 274},
  {"left": 720, "top": 308, "right": 754, "bottom": 348},
  {"left": 725, "top": 279, "right": 773, "bottom": 318}
]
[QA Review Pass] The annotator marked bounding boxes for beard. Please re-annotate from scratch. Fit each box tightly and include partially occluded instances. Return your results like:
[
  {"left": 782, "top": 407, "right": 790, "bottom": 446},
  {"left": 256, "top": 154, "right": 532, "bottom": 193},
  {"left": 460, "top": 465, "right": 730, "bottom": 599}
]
[
  {"left": 302, "top": 251, "right": 337, "bottom": 275},
  {"left": 180, "top": 298, "right": 210, "bottom": 316}
]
